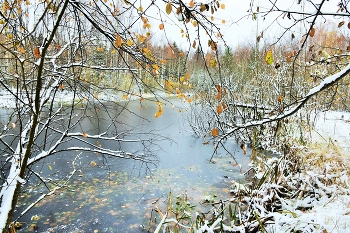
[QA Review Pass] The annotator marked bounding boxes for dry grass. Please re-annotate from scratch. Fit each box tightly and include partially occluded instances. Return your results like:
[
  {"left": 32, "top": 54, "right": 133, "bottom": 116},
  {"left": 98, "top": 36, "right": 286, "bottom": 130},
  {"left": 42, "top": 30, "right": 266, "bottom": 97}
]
[{"left": 301, "top": 138, "right": 350, "bottom": 177}]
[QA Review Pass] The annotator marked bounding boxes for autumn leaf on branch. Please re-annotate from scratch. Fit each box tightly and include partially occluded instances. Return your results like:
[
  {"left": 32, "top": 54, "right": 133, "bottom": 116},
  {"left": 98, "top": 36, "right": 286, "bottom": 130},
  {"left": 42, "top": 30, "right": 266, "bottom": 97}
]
[
  {"left": 265, "top": 50, "right": 273, "bottom": 65},
  {"left": 309, "top": 27, "right": 315, "bottom": 37},
  {"left": 166, "top": 2, "right": 172, "bottom": 15},
  {"left": 115, "top": 34, "right": 123, "bottom": 47},
  {"left": 34, "top": 46, "right": 40, "bottom": 58},
  {"left": 211, "top": 127, "right": 219, "bottom": 137}
]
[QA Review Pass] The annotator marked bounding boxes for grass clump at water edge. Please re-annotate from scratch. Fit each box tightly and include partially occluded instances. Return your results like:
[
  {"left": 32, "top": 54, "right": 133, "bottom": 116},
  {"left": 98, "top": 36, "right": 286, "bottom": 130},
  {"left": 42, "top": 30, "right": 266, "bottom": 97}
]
[{"left": 152, "top": 142, "right": 350, "bottom": 233}]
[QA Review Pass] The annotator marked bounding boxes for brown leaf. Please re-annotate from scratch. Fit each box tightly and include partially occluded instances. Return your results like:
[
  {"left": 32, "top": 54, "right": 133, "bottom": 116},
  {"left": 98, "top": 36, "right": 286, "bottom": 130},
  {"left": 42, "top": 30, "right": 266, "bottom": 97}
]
[
  {"left": 192, "top": 40, "right": 196, "bottom": 49},
  {"left": 34, "top": 46, "right": 40, "bottom": 58},
  {"left": 240, "top": 144, "right": 246, "bottom": 155},
  {"left": 222, "top": 102, "right": 227, "bottom": 109},
  {"left": 211, "top": 127, "right": 219, "bottom": 137},
  {"left": 115, "top": 35, "right": 122, "bottom": 47},
  {"left": 309, "top": 27, "right": 315, "bottom": 37},
  {"left": 338, "top": 21, "right": 345, "bottom": 28},
  {"left": 216, "top": 105, "right": 223, "bottom": 114},
  {"left": 277, "top": 94, "right": 283, "bottom": 102},
  {"left": 200, "top": 4, "right": 206, "bottom": 12}
]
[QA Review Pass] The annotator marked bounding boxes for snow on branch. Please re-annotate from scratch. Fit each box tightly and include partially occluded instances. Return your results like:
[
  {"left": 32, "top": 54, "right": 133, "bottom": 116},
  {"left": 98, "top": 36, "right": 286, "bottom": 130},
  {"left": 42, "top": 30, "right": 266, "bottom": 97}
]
[
  {"left": 219, "top": 63, "right": 350, "bottom": 141},
  {"left": 65, "top": 147, "right": 154, "bottom": 162},
  {"left": 68, "top": 63, "right": 138, "bottom": 72}
]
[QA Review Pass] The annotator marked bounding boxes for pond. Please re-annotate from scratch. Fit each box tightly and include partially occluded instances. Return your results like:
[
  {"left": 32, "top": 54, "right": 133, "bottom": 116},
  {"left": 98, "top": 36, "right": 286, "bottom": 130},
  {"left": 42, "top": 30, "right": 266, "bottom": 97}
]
[{"left": 14, "top": 97, "right": 251, "bottom": 233}]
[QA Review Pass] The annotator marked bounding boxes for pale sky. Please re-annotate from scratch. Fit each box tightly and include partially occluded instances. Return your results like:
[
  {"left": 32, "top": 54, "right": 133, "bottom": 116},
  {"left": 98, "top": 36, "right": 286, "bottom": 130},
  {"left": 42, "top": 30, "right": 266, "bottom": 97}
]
[{"left": 144, "top": 0, "right": 343, "bottom": 53}]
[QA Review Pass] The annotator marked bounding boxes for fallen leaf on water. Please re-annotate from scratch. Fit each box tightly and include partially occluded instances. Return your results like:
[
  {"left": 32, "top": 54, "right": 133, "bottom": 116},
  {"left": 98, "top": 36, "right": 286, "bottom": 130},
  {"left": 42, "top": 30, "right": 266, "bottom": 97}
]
[{"left": 240, "top": 144, "right": 247, "bottom": 155}]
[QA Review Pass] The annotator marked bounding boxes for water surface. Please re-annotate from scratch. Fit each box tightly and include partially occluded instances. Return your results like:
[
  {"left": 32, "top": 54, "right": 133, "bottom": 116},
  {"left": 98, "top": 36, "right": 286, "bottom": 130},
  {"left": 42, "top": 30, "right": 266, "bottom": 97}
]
[{"left": 15, "top": 97, "right": 250, "bottom": 232}]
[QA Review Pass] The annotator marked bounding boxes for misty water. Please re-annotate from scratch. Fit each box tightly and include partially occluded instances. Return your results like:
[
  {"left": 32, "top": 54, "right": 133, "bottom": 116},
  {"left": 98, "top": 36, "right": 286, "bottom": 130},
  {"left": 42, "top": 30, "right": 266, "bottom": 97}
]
[{"left": 14, "top": 97, "right": 251, "bottom": 232}]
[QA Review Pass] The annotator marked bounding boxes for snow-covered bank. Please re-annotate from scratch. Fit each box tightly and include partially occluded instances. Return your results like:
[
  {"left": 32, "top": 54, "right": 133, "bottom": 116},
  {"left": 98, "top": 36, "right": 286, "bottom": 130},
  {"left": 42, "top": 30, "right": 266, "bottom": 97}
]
[
  {"left": 243, "top": 110, "right": 350, "bottom": 233},
  {"left": 312, "top": 111, "right": 350, "bottom": 152},
  {"left": 0, "top": 89, "right": 173, "bottom": 109}
]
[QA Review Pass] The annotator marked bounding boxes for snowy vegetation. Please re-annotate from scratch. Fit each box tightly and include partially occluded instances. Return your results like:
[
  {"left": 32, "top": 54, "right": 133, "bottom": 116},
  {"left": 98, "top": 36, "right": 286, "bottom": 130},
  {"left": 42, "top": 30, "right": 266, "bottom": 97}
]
[{"left": 0, "top": 0, "right": 350, "bottom": 232}]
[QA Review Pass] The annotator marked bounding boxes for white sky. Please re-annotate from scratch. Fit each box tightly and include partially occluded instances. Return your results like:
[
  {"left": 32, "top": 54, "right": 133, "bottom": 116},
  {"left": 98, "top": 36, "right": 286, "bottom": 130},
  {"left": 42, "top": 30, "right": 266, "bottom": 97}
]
[{"left": 142, "top": 0, "right": 343, "bottom": 52}]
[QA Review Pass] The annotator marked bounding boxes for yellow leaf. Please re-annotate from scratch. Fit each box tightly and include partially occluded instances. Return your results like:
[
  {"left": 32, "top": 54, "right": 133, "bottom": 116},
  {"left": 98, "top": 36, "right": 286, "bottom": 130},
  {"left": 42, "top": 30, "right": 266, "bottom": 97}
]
[
  {"left": 180, "top": 76, "right": 185, "bottom": 82},
  {"left": 222, "top": 19, "right": 225, "bottom": 24},
  {"left": 138, "top": 6, "right": 143, "bottom": 12},
  {"left": 31, "top": 215, "right": 40, "bottom": 221},
  {"left": 265, "top": 50, "right": 274, "bottom": 65},
  {"left": 211, "top": 128, "right": 219, "bottom": 137},
  {"left": 192, "top": 20, "right": 198, "bottom": 27},
  {"left": 152, "top": 64, "right": 160, "bottom": 70},
  {"left": 126, "top": 39, "right": 134, "bottom": 46},
  {"left": 48, "top": 165, "right": 52, "bottom": 170},
  {"left": 166, "top": 2, "right": 172, "bottom": 15},
  {"left": 221, "top": 4, "right": 225, "bottom": 9},
  {"left": 83, "top": 132, "right": 87, "bottom": 138},
  {"left": 189, "top": 0, "right": 194, "bottom": 7},
  {"left": 159, "top": 23, "right": 164, "bottom": 30},
  {"left": 18, "top": 47, "right": 25, "bottom": 54},
  {"left": 91, "top": 161, "right": 97, "bottom": 167},
  {"left": 209, "top": 59, "right": 217, "bottom": 68}
]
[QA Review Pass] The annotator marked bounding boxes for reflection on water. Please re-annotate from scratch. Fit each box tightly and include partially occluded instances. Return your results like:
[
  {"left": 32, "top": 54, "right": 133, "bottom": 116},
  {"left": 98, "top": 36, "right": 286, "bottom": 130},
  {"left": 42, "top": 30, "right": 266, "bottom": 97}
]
[{"left": 15, "top": 97, "right": 251, "bottom": 232}]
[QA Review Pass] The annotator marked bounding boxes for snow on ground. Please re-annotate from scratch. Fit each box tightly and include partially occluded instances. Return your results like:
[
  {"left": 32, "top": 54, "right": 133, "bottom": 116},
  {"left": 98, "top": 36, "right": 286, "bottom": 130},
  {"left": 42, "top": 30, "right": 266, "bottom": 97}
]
[
  {"left": 0, "top": 89, "right": 171, "bottom": 109},
  {"left": 301, "top": 111, "right": 350, "bottom": 233},
  {"left": 312, "top": 111, "right": 350, "bottom": 152}
]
